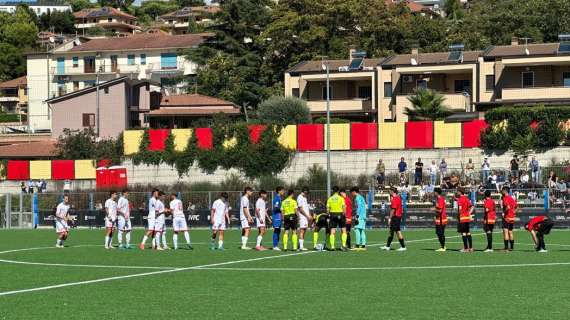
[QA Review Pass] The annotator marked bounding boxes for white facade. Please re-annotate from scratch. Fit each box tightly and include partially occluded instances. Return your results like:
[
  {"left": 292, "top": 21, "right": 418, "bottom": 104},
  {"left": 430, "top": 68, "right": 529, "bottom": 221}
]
[{"left": 0, "top": 4, "right": 70, "bottom": 15}]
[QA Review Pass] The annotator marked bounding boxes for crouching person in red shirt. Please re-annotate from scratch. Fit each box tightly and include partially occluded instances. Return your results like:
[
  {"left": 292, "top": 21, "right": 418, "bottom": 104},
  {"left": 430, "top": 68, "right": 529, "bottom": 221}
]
[{"left": 525, "top": 216, "right": 554, "bottom": 253}]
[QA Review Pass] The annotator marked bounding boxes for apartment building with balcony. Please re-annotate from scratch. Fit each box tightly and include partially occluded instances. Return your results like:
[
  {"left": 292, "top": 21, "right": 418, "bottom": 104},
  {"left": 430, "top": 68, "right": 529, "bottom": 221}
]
[
  {"left": 158, "top": 5, "right": 221, "bottom": 34},
  {"left": 26, "top": 33, "right": 210, "bottom": 132},
  {"left": 0, "top": 76, "right": 27, "bottom": 114},
  {"left": 74, "top": 7, "right": 140, "bottom": 36}
]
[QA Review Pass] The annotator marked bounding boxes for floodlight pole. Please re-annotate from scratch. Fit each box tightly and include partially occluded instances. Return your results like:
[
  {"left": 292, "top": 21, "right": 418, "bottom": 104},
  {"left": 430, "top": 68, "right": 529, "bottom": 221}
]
[{"left": 324, "top": 59, "right": 331, "bottom": 198}]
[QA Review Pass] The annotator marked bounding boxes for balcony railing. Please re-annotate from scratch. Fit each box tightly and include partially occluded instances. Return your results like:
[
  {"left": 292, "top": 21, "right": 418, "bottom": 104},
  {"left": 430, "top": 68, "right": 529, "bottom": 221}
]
[
  {"left": 396, "top": 93, "right": 471, "bottom": 111},
  {"left": 306, "top": 99, "right": 373, "bottom": 112},
  {"left": 502, "top": 86, "right": 570, "bottom": 100}
]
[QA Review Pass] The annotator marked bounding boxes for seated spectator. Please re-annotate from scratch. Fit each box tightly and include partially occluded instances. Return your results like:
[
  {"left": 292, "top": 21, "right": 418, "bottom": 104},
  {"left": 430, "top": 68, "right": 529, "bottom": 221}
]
[
  {"left": 376, "top": 159, "right": 386, "bottom": 187},
  {"left": 520, "top": 171, "right": 530, "bottom": 185},
  {"left": 423, "top": 183, "right": 435, "bottom": 202},
  {"left": 557, "top": 180, "right": 568, "bottom": 201},
  {"left": 548, "top": 171, "right": 558, "bottom": 189},
  {"left": 496, "top": 172, "right": 506, "bottom": 192},
  {"left": 449, "top": 174, "right": 460, "bottom": 189},
  {"left": 399, "top": 172, "right": 407, "bottom": 186}
]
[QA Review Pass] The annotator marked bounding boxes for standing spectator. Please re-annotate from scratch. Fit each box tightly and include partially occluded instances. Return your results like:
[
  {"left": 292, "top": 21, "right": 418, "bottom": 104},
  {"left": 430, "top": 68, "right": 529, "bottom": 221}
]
[
  {"left": 35, "top": 180, "right": 42, "bottom": 193},
  {"left": 548, "top": 171, "right": 558, "bottom": 189},
  {"left": 398, "top": 157, "right": 407, "bottom": 174},
  {"left": 376, "top": 159, "right": 386, "bottom": 187},
  {"left": 530, "top": 156, "right": 540, "bottom": 184},
  {"left": 63, "top": 179, "right": 71, "bottom": 193},
  {"left": 556, "top": 180, "right": 568, "bottom": 202},
  {"left": 429, "top": 160, "right": 437, "bottom": 186},
  {"left": 465, "top": 158, "right": 475, "bottom": 183},
  {"left": 28, "top": 180, "right": 34, "bottom": 194},
  {"left": 510, "top": 155, "right": 519, "bottom": 179},
  {"left": 40, "top": 179, "right": 47, "bottom": 193},
  {"left": 20, "top": 181, "right": 26, "bottom": 193},
  {"left": 521, "top": 156, "right": 529, "bottom": 172},
  {"left": 414, "top": 158, "right": 424, "bottom": 185},
  {"left": 439, "top": 158, "right": 448, "bottom": 185},
  {"left": 482, "top": 158, "right": 491, "bottom": 183}
]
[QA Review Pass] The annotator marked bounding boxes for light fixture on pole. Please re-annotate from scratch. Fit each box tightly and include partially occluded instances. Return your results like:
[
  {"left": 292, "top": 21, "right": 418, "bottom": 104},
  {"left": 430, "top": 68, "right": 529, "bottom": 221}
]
[{"left": 321, "top": 57, "right": 332, "bottom": 198}]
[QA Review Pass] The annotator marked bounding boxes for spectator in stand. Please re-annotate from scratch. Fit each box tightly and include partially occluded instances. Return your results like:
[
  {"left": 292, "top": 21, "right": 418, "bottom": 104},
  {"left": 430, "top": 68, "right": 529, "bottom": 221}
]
[
  {"left": 548, "top": 171, "right": 558, "bottom": 189},
  {"left": 510, "top": 155, "right": 519, "bottom": 179},
  {"left": 398, "top": 157, "right": 407, "bottom": 174},
  {"left": 465, "top": 158, "right": 475, "bottom": 184},
  {"left": 35, "top": 180, "right": 42, "bottom": 193},
  {"left": 63, "top": 180, "right": 71, "bottom": 193},
  {"left": 496, "top": 171, "right": 506, "bottom": 192},
  {"left": 40, "top": 179, "right": 47, "bottom": 193},
  {"left": 429, "top": 160, "right": 437, "bottom": 186},
  {"left": 28, "top": 180, "right": 34, "bottom": 194},
  {"left": 20, "top": 181, "right": 26, "bottom": 193},
  {"left": 401, "top": 183, "right": 411, "bottom": 202},
  {"left": 530, "top": 157, "right": 540, "bottom": 184},
  {"left": 521, "top": 156, "right": 529, "bottom": 173},
  {"left": 423, "top": 182, "right": 435, "bottom": 202},
  {"left": 557, "top": 179, "right": 568, "bottom": 202},
  {"left": 520, "top": 171, "right": 530, "bottom": 185},
  {"left": 376, "top": 159, "right": 386, "bottom": 187},
  {"left": 439, "top": 159, "right": 448, "bottom": 185},
  {"left": 482, "top": 158, "right": 491, "bottom": 183},
  {"left": 490, "top": 171, "right": 498, "bottom": 191},
  {"left": 414, "top": 158, "right": 424, "bottom": 185}
]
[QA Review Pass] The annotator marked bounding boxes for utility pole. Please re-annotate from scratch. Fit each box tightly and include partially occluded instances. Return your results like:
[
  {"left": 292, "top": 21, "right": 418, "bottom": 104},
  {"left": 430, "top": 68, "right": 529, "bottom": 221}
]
[
  {"left": 321, "top": 57, "right": 332, "bottom": 198},
  {"left": 96, "top": 69, "right": 100, "bottom": 137}
]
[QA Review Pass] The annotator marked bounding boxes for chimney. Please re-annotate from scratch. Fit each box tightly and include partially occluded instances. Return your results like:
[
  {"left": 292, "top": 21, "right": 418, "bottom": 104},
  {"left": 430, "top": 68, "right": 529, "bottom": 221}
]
[
  {"left": 411, "top": 47, "right": 419, "bottom": 55},
  {"left": 349, "top": 48, "right": 357, "bottom": 60},
  {"left": 511, "top": 37, "right": 519, "bottom": 45}
]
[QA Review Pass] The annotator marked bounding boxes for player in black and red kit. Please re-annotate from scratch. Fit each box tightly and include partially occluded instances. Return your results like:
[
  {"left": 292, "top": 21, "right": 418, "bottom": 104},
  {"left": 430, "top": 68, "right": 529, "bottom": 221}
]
[{"left": 525, "top": 216, "right": 554, "bottom": 253}]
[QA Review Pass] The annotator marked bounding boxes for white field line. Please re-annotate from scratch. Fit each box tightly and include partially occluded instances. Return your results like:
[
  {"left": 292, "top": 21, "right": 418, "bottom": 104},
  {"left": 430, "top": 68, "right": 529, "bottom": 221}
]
[
  {"left": 0, "top": 259, "right": 173, "bottom": 270},
  {"left": 0, "top": 234, "right": 465, "bottom": 297}
]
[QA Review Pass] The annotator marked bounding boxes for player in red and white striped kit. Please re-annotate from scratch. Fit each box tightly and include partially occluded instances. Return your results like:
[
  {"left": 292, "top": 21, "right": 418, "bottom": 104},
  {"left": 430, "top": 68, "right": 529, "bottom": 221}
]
[{"left": 170, "top": 193, "right": 193, "bottom": 250}]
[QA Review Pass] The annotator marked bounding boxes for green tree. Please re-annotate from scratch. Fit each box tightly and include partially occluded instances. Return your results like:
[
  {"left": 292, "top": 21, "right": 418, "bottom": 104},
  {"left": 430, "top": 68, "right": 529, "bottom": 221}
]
[
  {"left": 257, "top": 96, "right": 311, "bottom": 124},
  {"left": 0, "top": 44, "right": 26, "bottom": 82},
  {"left": 175, "top": 0, "right": 205, "bottom": 7},
  {"left": 404, "top": 88, "right": 452, "bottom": 121},
  {"left": 39, "top": 11, "right": 76, "bottom": 33},
  {"left": 135, "top": 0, "right": 179, "bottom": 21},
  {"left": 98, "top": 0, "right": 134, "bottom": 11},
  {"left": 535, "top": 115, "right": 565, "bottom": 150},
  {"left": 68, "top": 0, "right": 95, "bottom": 12},
  {"left": 444, "top": 0, "right": 464, "bottom": 20}
]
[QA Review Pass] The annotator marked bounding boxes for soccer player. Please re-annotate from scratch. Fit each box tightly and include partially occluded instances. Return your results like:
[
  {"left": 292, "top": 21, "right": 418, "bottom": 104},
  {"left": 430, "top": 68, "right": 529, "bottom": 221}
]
[
  {"left": 255, "top": 190, "right": 272, "bottom": 251},
  {"left": 482, "top": 190, "right": 496, "bottom": 252},
  {"left": 240, "top": 187, "right": 254, "bottom": 250},
  {"left": 211, "top": 192, "right": 230, "bottom": 250},
  {"left": 340, "top": 189, "right": 353, "bottom": 249},
  {"left": 501, "top": 186, "right": 517, "bottom": 251},
  {"left": 327, "top": 186, "right": 347, "bottom": 251},
  {"left": 154, "top": 192, "right": 168, "bottom": 250},
  {"left": 525, "top": 215, "right": 554, "bottom": 253},
  {"left": 312, "top": 208, "right": 330, "bottom": 250},
  {"left": 55, "top": 195, "right": 71, "bottom": 248},
  {"left": 351, "top": 187, "right": 367, "bottom": 250},
  {"left": 433, "top": 187, "right": 447, "bottom": 252},
  {"left": 456, "top": 188, "right": 474, "bottom": 253},
  {"left": 104, "top": 191, "right": 118, "bottom": 249},
  {"left": 281, "top": 189, "right": 298, "bottom": 251},
  {"left": 296, "top": 187, "right": 312, "bottom": 251},
  {"left": 272, "top": 187, "right": 285, "bottom": 251},
  {"left": 381, "top": 187, "right": 406, "bottom": 251},
  {"left": 117, "top": 189, "right": 132, "bottom": 249},
  {"left": 140, "top": 188, "right": 159, "bottom": 250},
  {"left": 170, "top": 193, "right": 193, "bottom": 250}
]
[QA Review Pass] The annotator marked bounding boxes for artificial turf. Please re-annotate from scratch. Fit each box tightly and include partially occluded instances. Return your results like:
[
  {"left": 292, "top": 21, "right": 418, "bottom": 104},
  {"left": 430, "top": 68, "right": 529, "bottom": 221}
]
[{"left": 0, "top": 228, "right": 569, "bottom": 320}]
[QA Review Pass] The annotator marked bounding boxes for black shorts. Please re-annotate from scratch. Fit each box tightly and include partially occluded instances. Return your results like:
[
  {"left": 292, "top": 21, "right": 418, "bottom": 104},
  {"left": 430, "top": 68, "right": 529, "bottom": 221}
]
[
  {"left": 390, "top": 216, "right": 402, "bottom": 232},
  {"left": 314, "top": 214, "right": 329, "bottom": 230},
  {"left": 538, "top": 220, "right": 554, "bottom": 235},
  {"left": 502, "top": 221, "right": 514, "bottom": 231},
  {"left": 435, "top": 224, "right": 445, "bottom": 235},
  {"left": 329, "top": 214, "right": 345, "bottom": 229},
  {"left": 483, "top": 223, "right": 495, "bottom": 233},
  {"left": 457, "top": 222, "right": 470, "bottom": 234},
  {"left": 283, "top": 215, "right": 297, "bottom": 230}
]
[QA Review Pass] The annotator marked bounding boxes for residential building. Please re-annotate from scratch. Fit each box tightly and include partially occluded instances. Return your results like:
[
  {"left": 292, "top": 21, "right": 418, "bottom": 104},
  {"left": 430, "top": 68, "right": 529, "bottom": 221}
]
[
  {"left": 158, "top": 5, "right": 221, "bottom": 34},
  {"left": 0, "top": 76, "right": 27, "bottom": 114},
  {"left": 74, "top": 7, "right": 140, "bottom": 36},
  {"left": 47, "top": 77, "right": 160, "bottom": 138},
  {"left": 0, "top": 0, "right": 70, "bottom": 15},
  {"left": 385, "top": 0, "right": 438, "bottom": 17},
  {"left": 148, "top": 93, "right": 240, "bottom": 128},
  {"left": 285, "top": 36, "right": 570, "bottom": 122},
  {"left": 26, "top": 32, "right": 210, "bottom": 132}
]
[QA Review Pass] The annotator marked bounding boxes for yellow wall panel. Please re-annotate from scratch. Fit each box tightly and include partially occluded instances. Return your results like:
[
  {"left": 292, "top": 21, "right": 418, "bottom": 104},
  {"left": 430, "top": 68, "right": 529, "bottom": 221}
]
[
  {"left": 171, "top": 129, "right": 193, "bottom": 152},
  {"left": 434, "top": 121, "right": 462, "bottom": 148},
  {"left": 75, "top": 160, "right": 96, "bottom": 179},
  {"left": 378, "top": 122, "right": 405, "bottom": 149},
  {"left": 278, "top": 125, "right": 297, "bottom": 150},
  {"left": 325, "top": 123, "right": 350, "bottom": 150},
  {"left": 30, "top": 160, "right": 51, "bottom": 179},
  {"left": 123, "top": 130, "right": 144, "bottom": 155}
]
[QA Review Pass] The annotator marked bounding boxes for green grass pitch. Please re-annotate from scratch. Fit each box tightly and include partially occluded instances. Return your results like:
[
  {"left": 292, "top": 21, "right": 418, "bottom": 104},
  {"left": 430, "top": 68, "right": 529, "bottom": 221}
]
[{"left": 0, "top": 228, "right": 569, "bottom": 319}]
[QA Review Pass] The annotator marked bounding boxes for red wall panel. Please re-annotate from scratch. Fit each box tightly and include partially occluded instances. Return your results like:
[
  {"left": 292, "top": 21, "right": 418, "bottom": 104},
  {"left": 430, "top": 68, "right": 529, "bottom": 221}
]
[
  {"left": 462, "top": 120, "right": 488, "bottom": 148},
  {"left": 350, "top": 123, "right": 378, "bottom": 150},
  {"left": 195, "top": 128, "right": 213, "bottom": 150},
  {"left": 148, "top": 129, "right": 170, "bottom": 151},
  {"left": 297, "top": 124, "right": 324, "bottom": 151},
  {"left": 7, "top": 160, "right": 30, "bottom": 181},
  {"left": 97, "top": 159, "right": 112, "bottom": 168},
  {"left": 248, "top": 125, "right": 267, "bottom": 144},
  {"left": 405, "top": 121, "right": 434, "bottom": 149},
  {"left": 51, "top": 160, "right": 75, "bottom": 180}
]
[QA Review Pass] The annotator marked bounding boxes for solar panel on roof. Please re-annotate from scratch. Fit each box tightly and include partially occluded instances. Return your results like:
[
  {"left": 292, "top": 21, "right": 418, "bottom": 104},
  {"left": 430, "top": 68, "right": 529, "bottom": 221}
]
[
  {"left": 448, "top": 51, "right": 463, "bottom": 62},
  {"left": 559, "top": 43, "right": 570, "bottom": 53},
  {"left": 349, "top": 58, "right": 363, "bottom": 70}
]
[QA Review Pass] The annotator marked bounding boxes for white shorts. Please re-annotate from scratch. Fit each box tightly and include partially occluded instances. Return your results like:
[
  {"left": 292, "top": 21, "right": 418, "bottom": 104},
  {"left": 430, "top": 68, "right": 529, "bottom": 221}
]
[
  {"left": 105, "top": 218, "right": 116, "bottom": 229},
  {"left": 256, "top": 217, "right": 265, "bottom": 228},
  {"left": 154, "top": 219, "right": 165, "bottom": 233},
  {"left": 241, "top": 219, "right": 250, "bottom": 229},
  {"left": 146, "top": 218, "right": 156, "bottom": 231},
  {"left": 299, "top": 215, "right": 308, "bottom": 229},
  {"left": 173, "top": 216, "right": 188, "bottom": 232},
  {"left": 117, "top": 216, "right": 131, "bottom": 231},
  {"left": 212, "top": 218, "right": 226, "bottom": 231},
  {"left": 55, "top": 220, "right": 69, "bottom": 233}
]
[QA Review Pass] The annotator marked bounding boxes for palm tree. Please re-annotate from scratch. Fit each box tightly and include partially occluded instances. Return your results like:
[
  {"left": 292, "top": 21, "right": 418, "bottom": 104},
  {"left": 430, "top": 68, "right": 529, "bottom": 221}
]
[{"left": 404, "top": 88, "right": 452, "bottom": 121}]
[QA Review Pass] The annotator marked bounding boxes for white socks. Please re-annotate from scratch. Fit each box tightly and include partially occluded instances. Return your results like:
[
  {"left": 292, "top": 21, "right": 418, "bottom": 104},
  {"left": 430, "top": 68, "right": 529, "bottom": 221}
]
[
  {"left": 56, "top": 239, "right": 63, "bottom": 246},
  {"left": 162, "top": 232, "right": 167, "bottom": 247},
  {"left": 142, "top": 235, "right": 148, "bottom": 245},
  {"left": 173, "top": 233, "right": 178, "bottom": 249},
  {"left": 104, "top": 236, "right": 112, "bottom": 248},
  {"left": 154, "top": 233, "right": 161, "bottom": 248},
  {"left": 118, "top": 231, "right": 123, "bottom": 245},
  {"left": 299, "top": 239, "right": 304, "bottom": 249},
  {"left": 218, "top": 240, "right": 223, "bottom": 249},
  {"left": 125, "top": 232, "right": 131, "bottom": 246},
  {"left": 241, "top": 236, "right": 248, "bottom": 247},
  {"left": 184, "top": 231, "right": 190, "bottom": 245},
  {"left": 256, "top": 235, "right": 262, "bottom": 247}
]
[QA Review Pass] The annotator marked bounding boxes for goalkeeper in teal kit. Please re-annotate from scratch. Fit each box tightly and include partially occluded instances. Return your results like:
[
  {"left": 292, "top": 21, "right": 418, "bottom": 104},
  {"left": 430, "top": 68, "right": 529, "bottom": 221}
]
[{"left": 351, "top": 187, "right": 367, "bottom": 250}]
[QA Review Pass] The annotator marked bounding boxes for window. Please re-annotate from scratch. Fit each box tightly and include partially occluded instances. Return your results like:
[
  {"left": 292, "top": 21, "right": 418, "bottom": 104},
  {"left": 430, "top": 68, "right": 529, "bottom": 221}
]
[
  {"left": 358, "top": 86, "right": 372, "bottom": 99},
  {"left": 104, "top": 86, "right": 109, "bottom": 94},
  {"left": 127, "top": 54, "right": 135, "bottom": 65},
  {"left": 384, "top": 82, "right": 392, "bottom": 98},
  {"left": 454, "top": 79, "right": 471, "bottom": 94},
  {"left": 321, "top": 86, "right": 333, "bottom": 100},
  {"left": 160, "top": 53, "right": 178, "bottom": 69},
  {"left": 72, "top": 57, "right": 79, "bottom": 68},
  {"left": 416, "top": 79, "right": 428, "bottom": 89},
  {"left": 110, "top": 55, "right": 118, "bottom": 72},
  {"left": 73, "top": 81, "right": 79, "bottom": 91},
  {"left": 82, "top": 113, "right": 95, "bottom": 127},
  {"left": 485, "top": 75, "right": 495, "bottom": 92},
  {"left": 563, "top": 72, "right": 570, "bottom": 87},
  {"left": 140, "top": 54, "right": 146, "bottom": 65},
  {"left": 522, "top": 71, "right": 534, "bottom": 88},
  {"left": 84, "top": 80, "right": 96, "bottom": 88},
  {"left": 291, "top": 88, "right": 300, "bottom": 97}
]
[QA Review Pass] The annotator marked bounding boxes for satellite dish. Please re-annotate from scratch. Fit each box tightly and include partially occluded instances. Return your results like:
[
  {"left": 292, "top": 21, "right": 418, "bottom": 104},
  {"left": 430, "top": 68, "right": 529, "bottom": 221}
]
[
  {"left": 411, "top": 58, "right": 418, "bottom": 66},
  {"left": 525, "top": 48, "right": 530, "bottom": 55},
  {"left": 49, "top": 37, "right": 55, "bottom": 43},
  {"left": 74, "top": 39, "right": 81, "bottom": 46}
]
